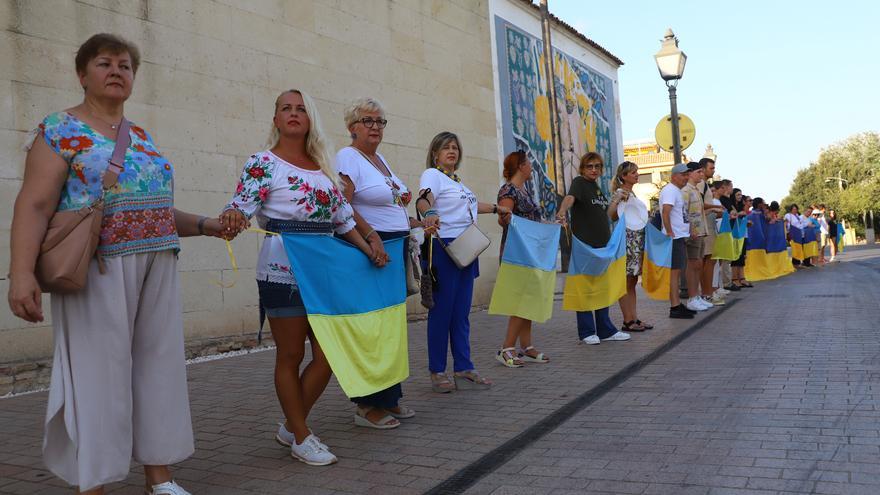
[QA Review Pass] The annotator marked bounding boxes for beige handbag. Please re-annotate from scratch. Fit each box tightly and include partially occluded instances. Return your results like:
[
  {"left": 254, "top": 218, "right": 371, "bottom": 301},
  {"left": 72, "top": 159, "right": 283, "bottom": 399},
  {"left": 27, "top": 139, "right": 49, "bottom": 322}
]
[
  {"left": 440, "top": 208, "right": 491, "bottom": 269},
  {"left": 35, "top": 119, "right": 130, "bottom": 293}
]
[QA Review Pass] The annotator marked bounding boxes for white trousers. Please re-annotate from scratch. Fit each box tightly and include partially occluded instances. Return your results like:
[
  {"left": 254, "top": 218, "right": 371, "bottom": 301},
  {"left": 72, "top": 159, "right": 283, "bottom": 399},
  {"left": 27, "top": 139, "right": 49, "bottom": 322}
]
[{"left": 44, "top": 251, "right": 194, "bottom": 490}]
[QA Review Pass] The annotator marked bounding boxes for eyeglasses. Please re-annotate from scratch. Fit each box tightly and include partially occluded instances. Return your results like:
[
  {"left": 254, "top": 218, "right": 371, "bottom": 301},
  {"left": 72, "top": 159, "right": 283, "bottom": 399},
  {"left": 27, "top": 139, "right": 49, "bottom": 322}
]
[
  {"left": 359, "top": 118, "right": 387, "bottom": 129},
  {"left": 583, "top": 163, "right": 602, "bottom": 170}
]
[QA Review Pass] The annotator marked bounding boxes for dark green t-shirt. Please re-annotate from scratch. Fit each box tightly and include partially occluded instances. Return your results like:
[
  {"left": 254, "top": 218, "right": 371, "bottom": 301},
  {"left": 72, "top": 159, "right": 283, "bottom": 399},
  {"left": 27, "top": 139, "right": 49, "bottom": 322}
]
[{"left": 567, "top": 176, "right": 610, "bottom": 248}]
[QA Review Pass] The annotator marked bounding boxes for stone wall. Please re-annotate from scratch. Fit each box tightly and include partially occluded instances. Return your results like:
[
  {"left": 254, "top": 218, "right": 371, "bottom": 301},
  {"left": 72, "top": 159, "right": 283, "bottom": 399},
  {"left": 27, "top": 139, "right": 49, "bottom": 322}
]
[{"left": 0, "top": 0, "right": 502, "bottom": 369}]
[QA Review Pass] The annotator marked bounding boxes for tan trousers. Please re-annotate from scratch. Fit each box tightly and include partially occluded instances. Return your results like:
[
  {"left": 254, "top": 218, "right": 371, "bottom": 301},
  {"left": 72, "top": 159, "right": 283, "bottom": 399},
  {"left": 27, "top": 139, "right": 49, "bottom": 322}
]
[
  {"left": 720, "top": 260, "right": 733, "bottom": 287},
  {"left": 44, "top": 251, "right": 194, "bottom": 491}
]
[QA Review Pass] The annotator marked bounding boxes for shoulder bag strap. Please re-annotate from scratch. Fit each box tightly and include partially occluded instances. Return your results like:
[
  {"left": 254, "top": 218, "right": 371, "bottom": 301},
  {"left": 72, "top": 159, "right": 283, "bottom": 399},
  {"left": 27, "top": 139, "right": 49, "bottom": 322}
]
[{"left": 102, "top": 119, "right": 131, "bottom": 190}]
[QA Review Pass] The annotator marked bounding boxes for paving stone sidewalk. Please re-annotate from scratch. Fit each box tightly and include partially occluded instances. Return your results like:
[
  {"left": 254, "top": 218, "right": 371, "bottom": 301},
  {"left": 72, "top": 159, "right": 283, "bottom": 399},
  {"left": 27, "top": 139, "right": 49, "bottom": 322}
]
[{"left": 1, "top": 246, "right": 878, "bottom": 494}]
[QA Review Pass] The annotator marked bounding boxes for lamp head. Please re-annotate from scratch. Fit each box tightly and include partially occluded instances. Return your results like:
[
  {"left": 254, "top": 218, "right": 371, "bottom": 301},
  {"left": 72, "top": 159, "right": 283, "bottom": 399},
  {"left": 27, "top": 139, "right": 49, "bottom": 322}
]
[{"left": 655, "top": 28, "right": 687, "bottom": 83}]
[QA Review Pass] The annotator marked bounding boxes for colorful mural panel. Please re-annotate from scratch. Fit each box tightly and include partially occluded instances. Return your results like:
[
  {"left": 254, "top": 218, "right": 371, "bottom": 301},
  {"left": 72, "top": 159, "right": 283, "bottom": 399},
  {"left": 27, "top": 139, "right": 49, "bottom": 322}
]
[{"left": 495, "top": 17, "right": 618, "bottom": 219}]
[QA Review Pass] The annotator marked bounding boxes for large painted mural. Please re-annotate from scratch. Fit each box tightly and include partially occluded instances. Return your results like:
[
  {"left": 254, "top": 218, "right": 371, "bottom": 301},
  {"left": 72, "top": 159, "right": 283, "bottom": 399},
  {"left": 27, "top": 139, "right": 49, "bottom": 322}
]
[{"left": 495, "top": 17, "right": 618, "bottom": 219}]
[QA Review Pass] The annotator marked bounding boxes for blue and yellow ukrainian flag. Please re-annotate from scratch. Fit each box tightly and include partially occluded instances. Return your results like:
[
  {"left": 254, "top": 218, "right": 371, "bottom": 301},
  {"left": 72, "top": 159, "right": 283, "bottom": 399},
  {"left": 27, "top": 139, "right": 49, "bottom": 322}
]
[
  {"left": 764, "top": 219, "right": 794, "bottom": 277},
  {"left": 837, "top": 226, "right": 845, "bottom": 252},
  {"left": 562, "top": 217, "right": 626, "bottom": 312},
  {"left": 488, "top": 216, "right": 561, "bottom": 323},
  {"left": 641, "top": 223, "right": 671, "bottom": 301},
  {"left": 712, "top": 210, "right": 737, "bottom": 260},
  {"left": 789, "top": 225, "right": 806, "bottom": 261},
  {"left": 745, "top": 214, "right": 793, "bottom": 281},
  {"left": 282, "top": 234, "right": 408, "bottom": 398},
  {"left": 732, "top": 216, "right": 747, "bottom": 254},
  {"left": 803, "top": 225, "right": 819, "bottom": 258}
]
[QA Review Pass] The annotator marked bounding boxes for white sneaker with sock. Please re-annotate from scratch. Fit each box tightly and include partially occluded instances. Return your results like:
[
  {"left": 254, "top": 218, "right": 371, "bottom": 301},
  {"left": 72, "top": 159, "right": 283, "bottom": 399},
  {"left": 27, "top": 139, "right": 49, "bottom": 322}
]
[{"left": 686, "top": 297, "right": 709, "bottom": 312}]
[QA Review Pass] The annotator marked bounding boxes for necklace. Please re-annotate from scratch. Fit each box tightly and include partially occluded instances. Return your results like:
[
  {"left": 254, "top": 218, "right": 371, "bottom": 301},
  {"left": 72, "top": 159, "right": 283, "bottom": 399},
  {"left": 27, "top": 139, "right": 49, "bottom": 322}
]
[
  {"left": 85, "top": 106, "right": 122, "bottom": 130},
  {"left": 434, "top": 166, "right": 461, "bottom": 183}
]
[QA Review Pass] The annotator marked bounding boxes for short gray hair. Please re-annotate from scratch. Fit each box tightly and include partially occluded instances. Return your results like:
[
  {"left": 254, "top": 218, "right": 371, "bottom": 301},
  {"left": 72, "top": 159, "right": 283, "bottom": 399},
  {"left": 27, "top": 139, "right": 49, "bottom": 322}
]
[{"left": 344, "top": 97, "right": 385, "bottom": 129}]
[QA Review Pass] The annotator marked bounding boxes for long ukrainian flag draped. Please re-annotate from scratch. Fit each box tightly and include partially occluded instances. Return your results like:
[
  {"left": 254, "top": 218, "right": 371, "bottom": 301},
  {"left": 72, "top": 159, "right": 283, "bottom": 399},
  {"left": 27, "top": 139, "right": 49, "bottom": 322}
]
[
  {"left": 488, "top": 216, "right": 561, "bottom": 323},
  {"left": 837, "top": 226, "right": 845, "bottom": 252},
  {"left": 641, "top": 223, "right": 671, "bottom": 301},
  {"left": 562, "top": 217, "right": 626, "bottom": 312},
  {"left": 282, "top": 234, "right": 408, "bottom": 398},
  {"left": 789, "top": 225, "right": 806, "bottom": 261},
  {"left": 745, "top": 213, "right": 794, "bottom": 281},
  {"left": 712, "top": 210, "right": 737, "bottom": 260}
]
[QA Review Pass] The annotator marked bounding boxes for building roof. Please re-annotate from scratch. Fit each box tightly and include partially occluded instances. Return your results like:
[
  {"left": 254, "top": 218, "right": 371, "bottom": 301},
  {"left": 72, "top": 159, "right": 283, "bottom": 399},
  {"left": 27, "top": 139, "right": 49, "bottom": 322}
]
[{"left": 516, "top": 0, "right": 624, "bottom": 67}]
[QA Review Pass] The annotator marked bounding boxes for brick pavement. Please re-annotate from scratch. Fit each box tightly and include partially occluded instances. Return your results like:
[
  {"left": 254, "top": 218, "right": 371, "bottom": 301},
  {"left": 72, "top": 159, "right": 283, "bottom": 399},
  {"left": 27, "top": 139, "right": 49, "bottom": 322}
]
[{"left": 1, "top": 246, "right": 879, "bottom": 494}]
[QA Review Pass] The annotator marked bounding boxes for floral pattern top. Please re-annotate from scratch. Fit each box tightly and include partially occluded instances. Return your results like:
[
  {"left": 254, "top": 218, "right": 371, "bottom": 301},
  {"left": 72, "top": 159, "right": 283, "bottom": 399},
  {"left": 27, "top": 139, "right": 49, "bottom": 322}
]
[
  {"left": 225, "top": 150, "right": 356, "bottom": 285},
  {"left": 498, "top": 182, "right": 543, "bottom": 251},
  {"left": 31, "top": 112, "right": 178, "bottom": 258}
]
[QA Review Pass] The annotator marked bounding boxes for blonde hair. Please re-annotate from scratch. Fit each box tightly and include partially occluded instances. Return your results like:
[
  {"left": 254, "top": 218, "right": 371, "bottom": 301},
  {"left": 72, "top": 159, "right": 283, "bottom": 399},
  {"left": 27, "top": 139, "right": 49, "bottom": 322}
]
[
  {"left": 612, "top": 161, "right": 638, "bottom": 190},
  {"left": 344, "top": 97, "right": 385, "bottom": 129},
  {"left": 266, "top": 89, "right": 338, "bottom": 187},
  {"left": 425, "top": 131, "right": 463, "bottom": 170}
]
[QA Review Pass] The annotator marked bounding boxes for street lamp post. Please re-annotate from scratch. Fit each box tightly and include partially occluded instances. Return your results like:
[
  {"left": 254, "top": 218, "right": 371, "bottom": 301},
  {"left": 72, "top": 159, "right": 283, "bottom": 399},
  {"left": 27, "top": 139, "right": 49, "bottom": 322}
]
[
  {"left": 654, "top": 29, "right": 687, "bottom": 164},
  {"left": 824, "top": 170, "right": 848, "bottom": 190}
]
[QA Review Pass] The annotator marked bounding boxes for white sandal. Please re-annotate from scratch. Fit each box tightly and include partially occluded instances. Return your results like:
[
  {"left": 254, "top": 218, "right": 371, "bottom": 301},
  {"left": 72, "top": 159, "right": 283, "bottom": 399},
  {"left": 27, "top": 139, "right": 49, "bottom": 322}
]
[
  {"left": 496, "top": 347, "right": 524, "bottom": 368},
  {"left": 518, "top": 346, "right": 549, "bottom": 363}
]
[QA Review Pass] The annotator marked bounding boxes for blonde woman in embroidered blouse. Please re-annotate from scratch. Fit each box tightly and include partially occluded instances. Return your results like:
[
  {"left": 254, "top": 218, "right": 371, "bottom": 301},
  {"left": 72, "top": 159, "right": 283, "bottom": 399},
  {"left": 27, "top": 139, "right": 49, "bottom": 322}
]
[
  {"left": 221, "top": 90, "right": 378, "bottom": 466},
  {"left": 7, "top": 34, "right": 231, "bottom": 495},
  {"left": 336, "top": 97, "right": 421, "bottom": 428}
]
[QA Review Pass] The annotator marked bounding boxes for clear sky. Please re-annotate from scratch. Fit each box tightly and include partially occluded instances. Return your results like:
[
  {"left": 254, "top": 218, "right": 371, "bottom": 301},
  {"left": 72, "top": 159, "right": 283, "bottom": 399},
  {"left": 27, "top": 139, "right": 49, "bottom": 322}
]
[{"left": 547, "top": 0, "right": 880, "bottom": 201}]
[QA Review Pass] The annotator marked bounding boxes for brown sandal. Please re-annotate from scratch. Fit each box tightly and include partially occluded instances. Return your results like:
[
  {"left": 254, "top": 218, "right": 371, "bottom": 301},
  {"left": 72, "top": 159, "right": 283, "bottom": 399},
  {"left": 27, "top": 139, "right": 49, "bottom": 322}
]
[{"left": 430, "top": 373, "right": 455, "bottom": 393}]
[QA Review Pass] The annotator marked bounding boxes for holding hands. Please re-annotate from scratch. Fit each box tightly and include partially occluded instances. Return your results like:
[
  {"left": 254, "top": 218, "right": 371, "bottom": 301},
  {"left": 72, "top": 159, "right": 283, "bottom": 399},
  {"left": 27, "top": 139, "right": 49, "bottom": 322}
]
[{"left": 219, "top": 209, "right": 250, "bottom": 239}]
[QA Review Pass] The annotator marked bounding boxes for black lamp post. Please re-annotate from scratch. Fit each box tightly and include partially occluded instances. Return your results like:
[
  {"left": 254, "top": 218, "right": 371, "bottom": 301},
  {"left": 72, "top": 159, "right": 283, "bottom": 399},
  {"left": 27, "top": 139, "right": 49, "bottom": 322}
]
[{"left": 654, "top": 29, "right": 687, "bottom": 164}]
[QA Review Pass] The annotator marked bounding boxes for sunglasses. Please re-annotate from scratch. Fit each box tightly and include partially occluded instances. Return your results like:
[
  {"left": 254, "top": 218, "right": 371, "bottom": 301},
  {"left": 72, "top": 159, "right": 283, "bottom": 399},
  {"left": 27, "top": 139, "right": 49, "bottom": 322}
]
[{"left": 583, "top": 163, "right": 602, "bottom": 170}]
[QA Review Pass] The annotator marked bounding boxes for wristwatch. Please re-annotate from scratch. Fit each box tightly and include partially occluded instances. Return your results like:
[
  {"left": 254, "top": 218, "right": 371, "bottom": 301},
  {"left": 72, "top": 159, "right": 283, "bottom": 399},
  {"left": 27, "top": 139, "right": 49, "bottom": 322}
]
[{"left": 492, "top": 204, "right": 498, "bottom": 214}]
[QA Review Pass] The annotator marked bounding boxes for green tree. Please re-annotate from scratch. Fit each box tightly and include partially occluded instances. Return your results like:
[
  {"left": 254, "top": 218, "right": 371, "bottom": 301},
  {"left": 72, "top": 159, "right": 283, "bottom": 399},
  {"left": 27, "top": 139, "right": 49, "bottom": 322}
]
[{"left": 783, "top": 132, "right": 880, "bottom": 236}]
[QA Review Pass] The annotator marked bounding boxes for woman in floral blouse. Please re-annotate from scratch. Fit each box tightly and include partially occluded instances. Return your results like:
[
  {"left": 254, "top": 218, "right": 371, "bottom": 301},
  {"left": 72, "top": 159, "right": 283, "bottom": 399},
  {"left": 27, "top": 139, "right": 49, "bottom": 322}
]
[
  {"left": 221, "top": 90, "right": 379, "bottom": 466},
  {"left": 7, "top": 34, "right": 230, "bottom": 495},
  {"left": 494, "top": 151, "right": 549, "bottom": 368}
]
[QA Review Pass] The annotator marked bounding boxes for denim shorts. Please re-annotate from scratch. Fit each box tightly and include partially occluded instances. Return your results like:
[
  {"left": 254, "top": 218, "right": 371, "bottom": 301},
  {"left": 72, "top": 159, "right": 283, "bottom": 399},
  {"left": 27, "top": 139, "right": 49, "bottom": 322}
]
[{"left": 257, "top": 280, "right": 307, "bottom": 318}]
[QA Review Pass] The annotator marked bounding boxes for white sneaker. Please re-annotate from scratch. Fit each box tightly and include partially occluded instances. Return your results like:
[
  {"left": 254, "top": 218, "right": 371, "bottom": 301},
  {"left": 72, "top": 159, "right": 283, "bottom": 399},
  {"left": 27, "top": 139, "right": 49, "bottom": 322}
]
[
  {"left": 708, "top": 294, "right": 726, "bottom": 306},
  {"left": 601, "top": 331, "right": 631, "bottom": 342},
  {"left": 580, "top": 335, "right": 601, "bottom": 345},
  {"left": 699, "top": 297, "right": 715, "bottom": 309},
  {"left": 291, "top": 434, "right": 337, "bottom": 466},
  {"left": 686, "top": 297, "right": 709, "bottom": 312},
  {"left": 148, "top": 481, "right": 191, "bottom": 495},
  {"left": 276, "top": 422, "right": 324, "bottom": 449}
]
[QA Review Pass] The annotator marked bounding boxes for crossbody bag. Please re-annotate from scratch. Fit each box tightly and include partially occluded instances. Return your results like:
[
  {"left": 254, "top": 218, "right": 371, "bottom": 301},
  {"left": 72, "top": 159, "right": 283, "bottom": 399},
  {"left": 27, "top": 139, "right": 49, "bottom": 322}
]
[{"left": 35, "top": 119, "right": 130, "bottom": 293}]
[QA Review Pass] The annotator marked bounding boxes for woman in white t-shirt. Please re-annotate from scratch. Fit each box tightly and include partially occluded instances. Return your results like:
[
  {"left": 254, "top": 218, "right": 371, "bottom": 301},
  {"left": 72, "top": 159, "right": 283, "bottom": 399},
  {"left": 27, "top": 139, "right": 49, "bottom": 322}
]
[
  {"left": 336, "top": 97, "right": 419, "bottom": 429},
  {"left": 221, "top": 90, "right": 380, "bottom": 466},
  {"left": 415, "top": 132, "right": 511, "bottom": 393},
  {"left": 608, "top": 161, "right": 652, "bottom": 332}
]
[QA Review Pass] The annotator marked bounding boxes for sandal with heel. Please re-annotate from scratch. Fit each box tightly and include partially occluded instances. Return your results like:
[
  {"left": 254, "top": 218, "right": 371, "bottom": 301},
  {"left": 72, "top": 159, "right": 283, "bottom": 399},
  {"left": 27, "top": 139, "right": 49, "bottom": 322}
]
[
  {"left": 518, "top": 346, "right": 549, "bottom": 363},
  {"left": 430, "top": 372, "right": 455, "bottom": 393},
  {"left": 496, "top": 347, "right": 524, "bottom": 368},
  {"left": 454, "top": 370, "right": 492, "bottom": 390}
]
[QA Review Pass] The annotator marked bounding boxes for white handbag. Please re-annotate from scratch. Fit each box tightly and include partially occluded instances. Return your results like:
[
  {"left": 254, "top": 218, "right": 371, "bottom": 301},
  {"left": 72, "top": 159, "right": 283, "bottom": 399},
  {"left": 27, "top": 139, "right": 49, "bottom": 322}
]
[{"left": 441, "top": 208, "right": 491, "bottom": 269}]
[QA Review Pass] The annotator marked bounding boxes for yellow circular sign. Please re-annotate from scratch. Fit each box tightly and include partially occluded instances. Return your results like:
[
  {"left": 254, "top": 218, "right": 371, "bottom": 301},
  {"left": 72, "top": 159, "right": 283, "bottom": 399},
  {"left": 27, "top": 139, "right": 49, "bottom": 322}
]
[{"left": 655, "top": 114, "right": 696, "bottom": 152}]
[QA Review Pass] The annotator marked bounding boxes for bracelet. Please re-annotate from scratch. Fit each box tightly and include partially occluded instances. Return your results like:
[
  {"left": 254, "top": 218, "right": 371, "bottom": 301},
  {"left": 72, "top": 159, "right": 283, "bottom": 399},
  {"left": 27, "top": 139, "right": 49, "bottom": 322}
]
[
  {"left": 363, "top": 228, "right": 376, "bottom": 241},
  {"left": 492, "top": 204, "right": 498, "bottom": 214},
  {"left": 423, "top": 209, "right": 439, "bottom": 217},
  {"left": 197, "top": 216, "right": 208, "bottom": 236}
]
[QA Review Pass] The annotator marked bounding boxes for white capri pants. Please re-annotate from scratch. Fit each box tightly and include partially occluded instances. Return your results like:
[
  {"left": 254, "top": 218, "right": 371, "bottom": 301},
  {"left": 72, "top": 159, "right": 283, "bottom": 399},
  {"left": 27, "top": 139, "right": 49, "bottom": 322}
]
[{"left": 44, "top": 251, "right": 194, "bottom": 490}]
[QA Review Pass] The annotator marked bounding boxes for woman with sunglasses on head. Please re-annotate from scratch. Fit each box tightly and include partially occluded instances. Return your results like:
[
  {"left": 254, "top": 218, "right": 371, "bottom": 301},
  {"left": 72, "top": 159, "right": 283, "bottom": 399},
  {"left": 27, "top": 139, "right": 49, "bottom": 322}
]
[
  {"left": 335, "top": 97, "right": 421, "bottom": 428},
  {"left": 416, "top": 131, "right": 511, "bottom": 392},
  {"left": 556, "top": 152, "right": 631, "bottom": 346},
  {"left": 607, "top": 161, "right": 653, "bottom": 332}
]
